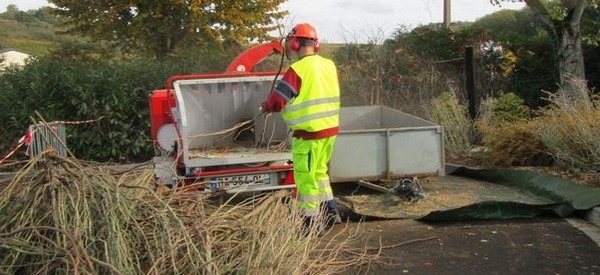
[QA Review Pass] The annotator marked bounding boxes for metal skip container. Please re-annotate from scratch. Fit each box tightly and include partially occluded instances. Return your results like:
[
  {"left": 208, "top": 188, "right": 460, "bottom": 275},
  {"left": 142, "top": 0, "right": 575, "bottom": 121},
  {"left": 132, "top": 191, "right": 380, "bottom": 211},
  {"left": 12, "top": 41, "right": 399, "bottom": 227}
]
[{"left": 329, "top": 106, "right": 445, "bottom": 183}]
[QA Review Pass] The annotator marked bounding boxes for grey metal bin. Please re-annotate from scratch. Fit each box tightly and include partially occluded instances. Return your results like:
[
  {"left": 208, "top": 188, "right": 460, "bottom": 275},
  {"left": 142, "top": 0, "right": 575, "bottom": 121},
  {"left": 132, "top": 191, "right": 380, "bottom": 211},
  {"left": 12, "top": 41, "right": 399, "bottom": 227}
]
[{"left": 329, "top": 106, "right": 445, "bottom": 183}]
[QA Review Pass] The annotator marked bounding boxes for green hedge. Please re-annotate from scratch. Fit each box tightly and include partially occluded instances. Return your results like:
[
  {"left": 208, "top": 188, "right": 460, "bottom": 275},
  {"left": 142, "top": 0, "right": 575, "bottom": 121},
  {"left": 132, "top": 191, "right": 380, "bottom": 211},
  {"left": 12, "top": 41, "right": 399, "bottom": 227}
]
[{"left": 0, "top": 57, "right": 208, "bottom": 163}]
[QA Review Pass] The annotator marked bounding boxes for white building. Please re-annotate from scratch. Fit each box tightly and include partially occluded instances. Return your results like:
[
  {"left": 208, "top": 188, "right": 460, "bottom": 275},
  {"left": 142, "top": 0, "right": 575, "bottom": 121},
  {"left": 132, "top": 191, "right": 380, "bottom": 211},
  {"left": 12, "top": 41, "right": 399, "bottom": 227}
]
[{"left": 0, "top": 49, "right": 32, "bottom": 69}]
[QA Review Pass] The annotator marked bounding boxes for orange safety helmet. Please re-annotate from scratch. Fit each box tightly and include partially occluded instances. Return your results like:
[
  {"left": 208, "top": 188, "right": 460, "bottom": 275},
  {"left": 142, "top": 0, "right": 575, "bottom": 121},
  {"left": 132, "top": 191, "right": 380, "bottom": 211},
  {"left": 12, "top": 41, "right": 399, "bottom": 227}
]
[{"left": 287, "top": 23, "right": 320, "bottom": 52}]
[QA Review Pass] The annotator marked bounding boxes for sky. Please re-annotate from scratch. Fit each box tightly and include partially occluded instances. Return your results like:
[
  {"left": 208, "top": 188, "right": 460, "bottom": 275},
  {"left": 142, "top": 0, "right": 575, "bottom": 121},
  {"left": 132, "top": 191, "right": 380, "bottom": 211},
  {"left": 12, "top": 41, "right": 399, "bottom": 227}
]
[{"left": 1, "top": 0, "right": 527, "bottom": 43}]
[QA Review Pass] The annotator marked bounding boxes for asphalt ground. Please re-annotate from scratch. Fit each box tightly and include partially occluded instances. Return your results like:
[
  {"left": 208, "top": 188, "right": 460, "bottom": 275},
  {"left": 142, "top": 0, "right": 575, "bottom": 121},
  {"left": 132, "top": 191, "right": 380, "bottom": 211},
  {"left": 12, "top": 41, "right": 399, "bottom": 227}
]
[{"left": 331, "top": 215, "right": 600, "bottom": 275}]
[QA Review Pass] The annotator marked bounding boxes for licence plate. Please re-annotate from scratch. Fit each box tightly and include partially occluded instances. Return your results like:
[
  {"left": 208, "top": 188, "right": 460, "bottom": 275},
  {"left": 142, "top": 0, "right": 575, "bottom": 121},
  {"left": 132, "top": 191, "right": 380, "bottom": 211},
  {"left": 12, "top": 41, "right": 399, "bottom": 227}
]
[{"left": 210, "top": 174, "right": 270, "bottom": 189}]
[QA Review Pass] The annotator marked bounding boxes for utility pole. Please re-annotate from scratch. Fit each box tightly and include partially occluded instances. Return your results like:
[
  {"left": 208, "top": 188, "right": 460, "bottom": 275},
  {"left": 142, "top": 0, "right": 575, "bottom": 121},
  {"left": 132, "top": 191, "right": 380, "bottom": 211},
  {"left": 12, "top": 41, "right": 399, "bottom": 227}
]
[
  {"left": 443, "top": 0, "right": 451, "bottom": 28},
  {"left": 465, "top": 46, "right": 476, "bottom": 120}
]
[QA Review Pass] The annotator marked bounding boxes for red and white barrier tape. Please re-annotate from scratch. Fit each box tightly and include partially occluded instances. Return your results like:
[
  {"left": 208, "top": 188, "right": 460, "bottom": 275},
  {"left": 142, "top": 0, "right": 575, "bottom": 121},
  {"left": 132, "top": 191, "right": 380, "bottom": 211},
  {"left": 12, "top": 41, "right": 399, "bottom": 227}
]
[
  {"left": 0, "top": 116, "right": 104, "bottom": 164},
  {"left": 43, "top": 116, "right": 105, "bottom": 125},
  {"left": 0, "top": 132, "right": 32, "bottom": 164}
]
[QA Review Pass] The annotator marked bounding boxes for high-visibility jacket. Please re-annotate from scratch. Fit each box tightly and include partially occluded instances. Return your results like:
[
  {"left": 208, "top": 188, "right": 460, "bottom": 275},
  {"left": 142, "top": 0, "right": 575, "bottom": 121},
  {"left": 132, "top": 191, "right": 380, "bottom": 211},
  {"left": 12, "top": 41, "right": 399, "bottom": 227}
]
[{"left": 281, "top": 55, "right": 340, "bottom": 132}]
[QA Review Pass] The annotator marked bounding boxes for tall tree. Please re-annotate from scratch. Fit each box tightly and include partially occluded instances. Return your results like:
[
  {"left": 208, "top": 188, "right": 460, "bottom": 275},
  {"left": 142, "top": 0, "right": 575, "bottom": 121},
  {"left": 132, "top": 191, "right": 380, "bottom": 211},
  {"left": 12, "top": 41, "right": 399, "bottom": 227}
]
[
  {"left": 48, "top": 0, "right": 288, "bottom": 59},
  {"left": 5, "top": 4, "right": 18, "bottom": 14},
  {"left": 491, "top": 0, "right": 598, "bottom": 100}
]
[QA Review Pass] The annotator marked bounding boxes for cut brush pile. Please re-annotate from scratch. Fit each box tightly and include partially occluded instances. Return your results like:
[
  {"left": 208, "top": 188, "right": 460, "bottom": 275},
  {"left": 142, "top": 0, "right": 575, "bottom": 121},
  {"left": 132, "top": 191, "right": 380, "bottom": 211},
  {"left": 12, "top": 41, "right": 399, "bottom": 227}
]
[{"left": 0, "top": 151, "right": 378, "bottom": 275}]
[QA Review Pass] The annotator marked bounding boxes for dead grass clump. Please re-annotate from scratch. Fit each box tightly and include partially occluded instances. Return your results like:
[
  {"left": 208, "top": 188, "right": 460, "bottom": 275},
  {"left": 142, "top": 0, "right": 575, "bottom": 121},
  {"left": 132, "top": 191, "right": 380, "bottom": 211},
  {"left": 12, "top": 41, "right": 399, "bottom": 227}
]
[
  {"left": 428, "top": 91, "right": 473, "bottom": 157},
  {"left": 534, "top": 80, "right": 600, "bottom": 172},
  {"left": 0, "top": 151, "right": 378, "bottom": 275}
]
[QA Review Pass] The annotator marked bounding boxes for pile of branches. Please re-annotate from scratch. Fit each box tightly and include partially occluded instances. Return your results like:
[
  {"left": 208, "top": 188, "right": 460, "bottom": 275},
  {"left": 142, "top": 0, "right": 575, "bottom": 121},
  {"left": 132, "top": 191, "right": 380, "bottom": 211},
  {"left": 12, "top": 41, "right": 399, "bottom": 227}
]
[{"left": 0, "top": 151, "right": 377, "bottom": 274}]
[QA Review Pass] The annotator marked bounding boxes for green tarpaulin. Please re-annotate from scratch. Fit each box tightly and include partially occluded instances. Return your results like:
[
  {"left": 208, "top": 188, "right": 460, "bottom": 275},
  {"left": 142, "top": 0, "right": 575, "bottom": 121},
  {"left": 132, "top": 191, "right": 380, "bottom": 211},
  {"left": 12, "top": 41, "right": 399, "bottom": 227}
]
[{"left": 336, "top": 166, "right": 600, "bottom": 220}]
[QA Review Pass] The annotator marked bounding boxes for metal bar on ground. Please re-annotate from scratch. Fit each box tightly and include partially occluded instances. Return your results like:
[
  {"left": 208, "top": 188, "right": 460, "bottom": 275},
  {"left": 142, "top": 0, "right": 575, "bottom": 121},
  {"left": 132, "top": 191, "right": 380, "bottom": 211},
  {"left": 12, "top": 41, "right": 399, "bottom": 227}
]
[{"left": 357, "top": 179, "right": 393, "bottom": 194}]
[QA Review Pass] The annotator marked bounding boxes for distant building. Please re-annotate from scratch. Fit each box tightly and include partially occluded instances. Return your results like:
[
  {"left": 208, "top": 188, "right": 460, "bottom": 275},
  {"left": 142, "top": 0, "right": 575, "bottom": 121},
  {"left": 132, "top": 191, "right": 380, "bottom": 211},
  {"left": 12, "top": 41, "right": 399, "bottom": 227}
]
[{"left": 0, "top": 49, "right": 32, "bottom": 69}]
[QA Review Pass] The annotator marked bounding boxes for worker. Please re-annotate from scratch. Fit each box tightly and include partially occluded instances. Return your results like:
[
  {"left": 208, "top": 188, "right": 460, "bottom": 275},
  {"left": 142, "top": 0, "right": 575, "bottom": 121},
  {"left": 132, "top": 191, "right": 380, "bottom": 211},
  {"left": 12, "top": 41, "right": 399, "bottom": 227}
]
[{"left": 261, "top": 23, "right": 342, "bottom": 233}]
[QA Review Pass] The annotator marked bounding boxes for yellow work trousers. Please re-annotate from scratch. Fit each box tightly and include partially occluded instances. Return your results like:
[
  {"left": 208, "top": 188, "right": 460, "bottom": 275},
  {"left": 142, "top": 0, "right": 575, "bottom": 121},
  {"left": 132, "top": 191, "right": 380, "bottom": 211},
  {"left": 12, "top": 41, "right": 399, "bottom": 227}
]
[{"left": 292, "top": 136, "right": 336, "bottom": 217}]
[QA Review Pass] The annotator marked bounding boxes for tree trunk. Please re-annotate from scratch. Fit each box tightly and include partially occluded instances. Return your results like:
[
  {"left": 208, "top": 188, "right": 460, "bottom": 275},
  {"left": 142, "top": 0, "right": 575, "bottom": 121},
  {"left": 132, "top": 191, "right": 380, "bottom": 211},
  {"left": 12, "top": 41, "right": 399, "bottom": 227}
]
[
  {"left": 523, "top": 0, "right": 588, "bottom": 102},
  {"left": 557, "top": 9, "right": 588, "bottom": 101}
]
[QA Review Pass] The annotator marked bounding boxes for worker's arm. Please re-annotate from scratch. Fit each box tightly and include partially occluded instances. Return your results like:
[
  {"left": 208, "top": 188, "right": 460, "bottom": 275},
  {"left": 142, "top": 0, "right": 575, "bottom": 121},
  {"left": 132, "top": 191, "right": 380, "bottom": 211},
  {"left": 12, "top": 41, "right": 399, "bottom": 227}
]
[{"left": 262, "top": 68, "right": 302, "bottom": 112}]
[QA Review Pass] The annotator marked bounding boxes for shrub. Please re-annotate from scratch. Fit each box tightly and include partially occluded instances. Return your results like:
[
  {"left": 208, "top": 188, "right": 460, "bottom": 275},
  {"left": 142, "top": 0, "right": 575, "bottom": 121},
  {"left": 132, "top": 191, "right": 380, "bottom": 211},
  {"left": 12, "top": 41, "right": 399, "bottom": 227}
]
[
  {"left": 479, "top": 120, "right": 553, "bottom": 167},
  {"left": 476, "top": 93, "right": 551, "bottom": 167},
  {"left": 477, "top": 92, "right": 530, "bottom": 129},
  {"left": 0, "top": 56, "right": 203, "bottom": 163}
]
